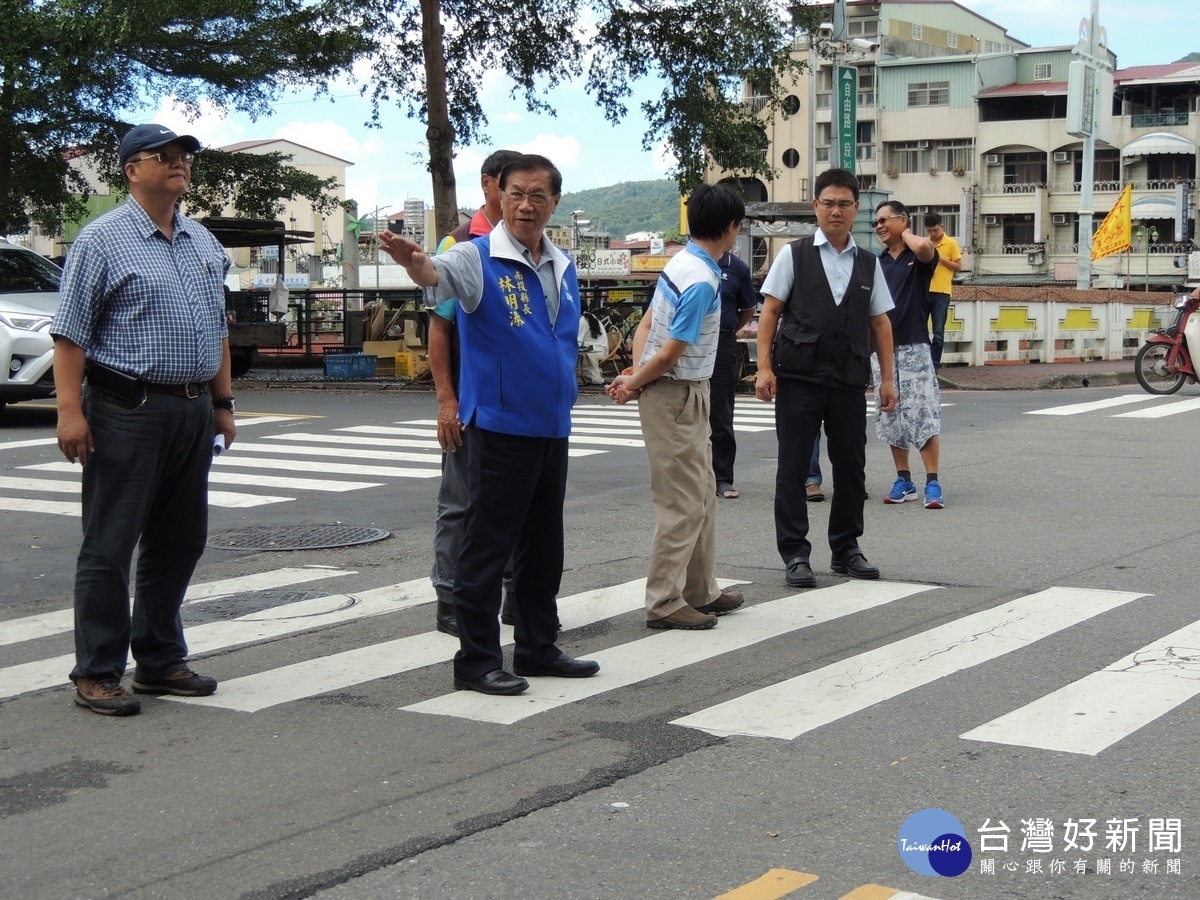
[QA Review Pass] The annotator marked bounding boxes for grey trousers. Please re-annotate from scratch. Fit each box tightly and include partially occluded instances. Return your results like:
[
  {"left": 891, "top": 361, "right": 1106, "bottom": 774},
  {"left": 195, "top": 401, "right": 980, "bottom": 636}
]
[{"left": 430, "top": 428, "right": 513, "bottom": 602}]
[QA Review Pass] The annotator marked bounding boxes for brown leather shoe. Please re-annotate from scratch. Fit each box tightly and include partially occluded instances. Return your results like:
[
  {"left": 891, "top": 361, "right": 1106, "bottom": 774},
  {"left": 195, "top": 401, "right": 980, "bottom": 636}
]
[
  {"left": 805, "top": 482, "right": 825, "bottom": 502},
  {"left": 74, "top": 677, "right": 141, "bottom": 716},
  {"left": 696, "top": 589, "right": 744, "bottom": 615},
  {"left": 646, "top": 606, "right": 717, "bottom": 630}
]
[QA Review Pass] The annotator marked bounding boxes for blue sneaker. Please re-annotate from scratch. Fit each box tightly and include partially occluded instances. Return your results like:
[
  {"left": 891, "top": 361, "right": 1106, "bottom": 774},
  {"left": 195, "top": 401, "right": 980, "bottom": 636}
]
[
  {"left": 884, "top": 477, "right": 917, "bottom": 504},
  {"left": 924, "top": 481, "right": 944, "bottom": 509}
]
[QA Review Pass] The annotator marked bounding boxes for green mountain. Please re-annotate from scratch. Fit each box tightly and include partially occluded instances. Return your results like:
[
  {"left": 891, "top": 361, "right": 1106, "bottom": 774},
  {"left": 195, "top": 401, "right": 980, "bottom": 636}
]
[{"left": 550, "top": 179, "right": 683, "bottom": 240}]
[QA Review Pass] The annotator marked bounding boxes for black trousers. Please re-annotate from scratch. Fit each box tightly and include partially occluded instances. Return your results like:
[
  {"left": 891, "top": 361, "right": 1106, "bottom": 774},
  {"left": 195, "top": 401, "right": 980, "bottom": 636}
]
[
  {"left": 773, "top": 378, "right": 868, "bottom": 563},
  {"left": 708, "top": 329, "right": 741, "bottom": 488},
  {"left": 452, "top": 427, "right": 567, "bottom": 680}
]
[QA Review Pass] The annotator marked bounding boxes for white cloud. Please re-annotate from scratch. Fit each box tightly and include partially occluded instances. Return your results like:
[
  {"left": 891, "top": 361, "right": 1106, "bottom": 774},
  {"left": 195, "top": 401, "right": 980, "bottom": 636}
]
[
  {"left": 271, "top": 120, "right": 360, "bottom": 161},
  {"left": 147, "top": 98, "right": 247, "bottom": 150}
]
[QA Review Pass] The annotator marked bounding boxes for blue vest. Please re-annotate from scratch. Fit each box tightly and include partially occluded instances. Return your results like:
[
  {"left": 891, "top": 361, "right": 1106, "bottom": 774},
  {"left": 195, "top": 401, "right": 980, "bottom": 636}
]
[{"left": 457, "top": 236, "right": 581, "bottom": 438}]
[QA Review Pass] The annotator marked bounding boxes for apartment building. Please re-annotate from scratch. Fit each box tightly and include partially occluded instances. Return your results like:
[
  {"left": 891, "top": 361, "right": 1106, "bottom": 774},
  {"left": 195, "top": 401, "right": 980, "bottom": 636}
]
[{"left": 715, "top": 0, "right": 1199, "bottom": 288}]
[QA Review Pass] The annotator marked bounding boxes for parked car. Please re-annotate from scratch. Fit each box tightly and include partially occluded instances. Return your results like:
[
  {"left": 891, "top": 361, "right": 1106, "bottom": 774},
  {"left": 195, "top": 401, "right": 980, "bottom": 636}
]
[{"left": 0, "top": 238, "right": 61, "bottom": 414}]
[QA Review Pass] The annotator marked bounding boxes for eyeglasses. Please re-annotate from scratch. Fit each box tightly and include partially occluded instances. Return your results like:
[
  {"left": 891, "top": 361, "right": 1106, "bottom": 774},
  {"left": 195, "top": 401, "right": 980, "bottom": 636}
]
[
  {"left": 817, "top": 199, "right": 857, "bottom": 210},
  {"left": 505, "top": 190, "right": 553, "bottom": 208},
  {"left": 872, "top": 214, "right": 905, "bottom": 227},
  {"left": 130, "top": 151, "right": 195, "bottom": 165}
]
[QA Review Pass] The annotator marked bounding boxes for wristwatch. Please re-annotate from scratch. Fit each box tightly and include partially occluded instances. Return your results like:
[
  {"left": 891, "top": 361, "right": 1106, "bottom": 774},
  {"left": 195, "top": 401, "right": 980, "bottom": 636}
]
[{"left": 212, "top": 396, "right": 236, "bottom": 413}]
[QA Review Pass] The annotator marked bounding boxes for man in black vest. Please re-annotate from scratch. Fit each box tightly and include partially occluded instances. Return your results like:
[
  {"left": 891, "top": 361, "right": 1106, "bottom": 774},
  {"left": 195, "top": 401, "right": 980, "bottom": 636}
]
[{"left": 755, "top": 168, "right": 897, "bottom": 588}]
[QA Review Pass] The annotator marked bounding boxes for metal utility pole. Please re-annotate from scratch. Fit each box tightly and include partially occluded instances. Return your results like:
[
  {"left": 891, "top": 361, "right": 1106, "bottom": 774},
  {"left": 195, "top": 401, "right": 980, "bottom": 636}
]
[{"left": 1067, "top": 0, "right": 1112, "bottom": 289}]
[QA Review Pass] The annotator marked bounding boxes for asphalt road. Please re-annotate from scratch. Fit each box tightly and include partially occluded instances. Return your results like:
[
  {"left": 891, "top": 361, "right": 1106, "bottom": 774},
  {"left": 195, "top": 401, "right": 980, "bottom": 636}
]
[{"left": 2, "top": 384, "right": 1199, "bottom": 900}]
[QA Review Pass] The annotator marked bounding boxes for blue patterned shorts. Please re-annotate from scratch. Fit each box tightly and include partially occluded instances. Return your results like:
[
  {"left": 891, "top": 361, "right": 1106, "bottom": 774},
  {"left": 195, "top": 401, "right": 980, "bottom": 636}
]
[{"left": 872, "top": 343, "right": 941, "bottom": 449}]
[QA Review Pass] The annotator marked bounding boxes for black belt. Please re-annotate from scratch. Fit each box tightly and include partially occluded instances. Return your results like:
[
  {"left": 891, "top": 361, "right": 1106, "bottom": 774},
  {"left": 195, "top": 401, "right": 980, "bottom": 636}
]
[
  {"left": 144, "top": 381, "right": 209, "bottom": 398},
  {"left": 86, "top": 361, "right": 208, "bottom": 404}
]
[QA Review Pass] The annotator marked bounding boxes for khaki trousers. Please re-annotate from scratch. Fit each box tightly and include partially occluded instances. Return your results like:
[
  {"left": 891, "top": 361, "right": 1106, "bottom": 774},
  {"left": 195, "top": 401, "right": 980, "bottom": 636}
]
[{"left": 638, "top": 377, "right": 720, "bottom": 619}]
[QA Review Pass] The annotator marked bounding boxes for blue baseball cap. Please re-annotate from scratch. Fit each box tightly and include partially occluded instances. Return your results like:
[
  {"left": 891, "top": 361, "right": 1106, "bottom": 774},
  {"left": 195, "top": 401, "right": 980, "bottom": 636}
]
[{"left": 119, "top": 124, "right": 202, "bottom": 165}]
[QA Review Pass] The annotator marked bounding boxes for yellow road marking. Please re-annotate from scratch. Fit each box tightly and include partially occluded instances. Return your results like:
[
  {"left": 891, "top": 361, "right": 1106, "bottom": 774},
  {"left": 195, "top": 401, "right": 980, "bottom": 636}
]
[
  {"left": 716, "top": 868, "right": 818, "bottom": 899},
  {"left": 840, "top": 887, "right": 899, "bottom": 900}
]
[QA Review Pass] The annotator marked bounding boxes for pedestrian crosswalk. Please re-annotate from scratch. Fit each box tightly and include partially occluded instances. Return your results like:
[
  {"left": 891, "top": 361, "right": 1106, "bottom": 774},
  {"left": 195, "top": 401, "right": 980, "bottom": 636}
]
[
  {"left": 6, "top": 564, "right": 1194, "bottom": 758},
  {"left": 0, "top": 401, "right": 782, "bottom": 518},
  {"left": 1027, "top": 392, "right": 1200, "bottom": 417}
]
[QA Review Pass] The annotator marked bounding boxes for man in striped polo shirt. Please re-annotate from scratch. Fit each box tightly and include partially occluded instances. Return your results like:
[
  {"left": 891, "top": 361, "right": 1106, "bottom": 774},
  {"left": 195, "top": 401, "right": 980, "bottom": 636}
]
[{"left": 607, "top": 183, "right": 747, "bottom": 630}]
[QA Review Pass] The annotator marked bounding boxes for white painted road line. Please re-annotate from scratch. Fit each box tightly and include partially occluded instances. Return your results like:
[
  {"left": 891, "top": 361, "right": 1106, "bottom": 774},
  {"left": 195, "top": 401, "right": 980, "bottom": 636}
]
[
  {"left": 0, "top": 577, "right": 428, "bottom": 700},
  {"left": 402, "top": 580, "right": 932, "bottom": 725},
  {"left": 960, "top": 616, "right": 1200, "bottom": 757},
  {"left": 1112, "top": 397, "right": 1200, "bottom": 418},
  {"left": 171, "top": 578, "right": 664, "bottom": 711},
  {"left": 0, "top": 567, "right": 356, "bottom": 647},
  {"left": 0, "top": 497, "right": 79, "bottom": 517},
  {"left": 1026, "top": 395, "right": 1156, "bottom": 416},
  {"left": 671, "top": 587, "right": 1146, "bottom": 740}
]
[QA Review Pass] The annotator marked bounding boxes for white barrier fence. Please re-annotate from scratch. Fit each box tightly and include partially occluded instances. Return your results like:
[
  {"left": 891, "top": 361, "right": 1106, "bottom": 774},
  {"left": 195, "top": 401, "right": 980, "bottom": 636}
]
[{"left": 940, "top": 290, "right": 1178, "bottom": 366}]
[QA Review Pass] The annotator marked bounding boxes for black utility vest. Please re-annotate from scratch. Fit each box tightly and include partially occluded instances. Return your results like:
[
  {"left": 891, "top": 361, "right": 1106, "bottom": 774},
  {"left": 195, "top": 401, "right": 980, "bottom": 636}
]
[{"left": 772, "top": 236, "right": 876, "bottom": 389}]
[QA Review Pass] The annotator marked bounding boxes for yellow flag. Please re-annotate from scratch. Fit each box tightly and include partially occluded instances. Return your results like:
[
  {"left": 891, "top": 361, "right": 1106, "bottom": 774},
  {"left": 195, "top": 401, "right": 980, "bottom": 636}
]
[{"left": 1091, "top": 184, "right": 1132, "bottom": 261}]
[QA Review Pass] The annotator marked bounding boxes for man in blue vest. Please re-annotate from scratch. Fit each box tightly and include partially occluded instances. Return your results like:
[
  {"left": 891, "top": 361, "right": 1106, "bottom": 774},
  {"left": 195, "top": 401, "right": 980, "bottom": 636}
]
[{"left": 380, "top": 154, "right": 597, "bottom": 696}]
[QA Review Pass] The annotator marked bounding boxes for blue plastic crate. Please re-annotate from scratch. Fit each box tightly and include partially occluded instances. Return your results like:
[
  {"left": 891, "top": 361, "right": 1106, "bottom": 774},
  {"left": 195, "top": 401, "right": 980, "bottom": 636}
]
[{"left": 324, "top": 352, "right": 375, "bottom": 379}]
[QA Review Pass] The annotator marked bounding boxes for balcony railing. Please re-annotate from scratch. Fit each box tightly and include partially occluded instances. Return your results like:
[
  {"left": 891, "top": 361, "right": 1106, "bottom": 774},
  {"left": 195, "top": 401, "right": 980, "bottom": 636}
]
[
  {"left": 741, "top": 95, "right": 771, "bottom": 114},
  {"left": 979, "top": 182, "right": 1045, "bottom": 195},
  {"left": 1131, "top": 112, "right": 1189, "bottom": 128}
]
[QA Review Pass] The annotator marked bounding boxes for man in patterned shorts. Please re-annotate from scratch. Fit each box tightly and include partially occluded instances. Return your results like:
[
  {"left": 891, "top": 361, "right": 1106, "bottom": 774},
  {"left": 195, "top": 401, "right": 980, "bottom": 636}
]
[{"left": 871, "top": 200, "right": 945, "bottom": 510}]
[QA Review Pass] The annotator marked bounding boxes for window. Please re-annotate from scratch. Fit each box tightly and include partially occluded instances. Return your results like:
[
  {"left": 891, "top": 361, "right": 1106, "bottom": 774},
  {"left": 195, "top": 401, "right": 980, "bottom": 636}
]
[
  {"left": 857, "top": 122, "right": 875, "bottom": 160},
  {"left": 912, "top": 206, "right": 961, "bottom": 238},
  {"left": 933, "top": 140, "right": 975, "bottom": 173},
  {"left": 911, "top": 24, "right": 923, "bottom": 41},
  {"left": 1033, "top": 63, "right": 1052, "bottom": 81},
  {"left": 858, "top": 67, "right": 876, "bottom": 107},
  {"left": 848, "top": 18, "right": 878, "bottom": 37},
  {"left": 887, "top": 141, "right": 932, "bottom": 174},
  {"left": 908, "top": 81, "right": 950, "bottom": 107},
  {"left": 782, "top": 148, "right": 800, "bottom": 169},
  {"left": 782, "top": 94, "right": 801, "bottom": 117},
  {"left": 947, "top": 32, "right": 958, "bottom": 49}
]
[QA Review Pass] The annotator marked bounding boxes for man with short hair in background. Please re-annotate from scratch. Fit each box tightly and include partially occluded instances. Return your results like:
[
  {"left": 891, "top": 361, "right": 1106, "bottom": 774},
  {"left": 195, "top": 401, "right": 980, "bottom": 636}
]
[
  {"left": 427, "top": 148, "right": 521, "bottom": 636},
  {"left": 923, "top": 213, "right": 961, "bottom": 369}
]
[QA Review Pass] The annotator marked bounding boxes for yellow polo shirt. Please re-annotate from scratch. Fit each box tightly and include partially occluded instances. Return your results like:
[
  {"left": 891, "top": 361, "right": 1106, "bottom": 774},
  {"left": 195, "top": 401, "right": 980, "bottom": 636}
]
[{"left": 930, "top": 234, "right": 961, "bottom": 295}]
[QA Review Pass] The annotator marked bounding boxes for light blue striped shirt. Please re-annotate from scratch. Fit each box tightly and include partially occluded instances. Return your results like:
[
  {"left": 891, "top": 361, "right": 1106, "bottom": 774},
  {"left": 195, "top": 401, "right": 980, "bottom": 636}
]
[
  {"left": 639, "top": 242, "right": 722, "bottom": 381},
  {"left": 51, "top": 198, "right": 229, "bottom": 383}
]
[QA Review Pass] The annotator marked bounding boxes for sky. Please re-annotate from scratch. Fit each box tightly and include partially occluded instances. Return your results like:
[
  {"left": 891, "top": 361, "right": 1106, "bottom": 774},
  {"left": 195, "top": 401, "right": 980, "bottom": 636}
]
[{"left": 149, "top": 0, "right": 1197, "bottom": 216}]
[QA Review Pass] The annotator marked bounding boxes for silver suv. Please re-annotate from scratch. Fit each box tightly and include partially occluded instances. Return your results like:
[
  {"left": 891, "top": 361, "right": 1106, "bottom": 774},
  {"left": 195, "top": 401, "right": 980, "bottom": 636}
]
[{"left": 0, "top": 238, "right": 61, "bottom": 413}]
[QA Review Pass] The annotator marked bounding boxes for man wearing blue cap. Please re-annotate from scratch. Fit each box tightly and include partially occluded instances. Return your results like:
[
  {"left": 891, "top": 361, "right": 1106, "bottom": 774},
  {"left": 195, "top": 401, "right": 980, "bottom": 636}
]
[{"left": 51, "top": 124, "right": 236, "bottom": 715}]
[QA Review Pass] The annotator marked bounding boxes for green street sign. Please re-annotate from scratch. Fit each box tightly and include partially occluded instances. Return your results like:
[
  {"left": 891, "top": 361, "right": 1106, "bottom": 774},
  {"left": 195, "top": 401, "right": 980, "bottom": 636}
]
[{"left": 835, "top": 66, "right": 858, "bottom": 173}]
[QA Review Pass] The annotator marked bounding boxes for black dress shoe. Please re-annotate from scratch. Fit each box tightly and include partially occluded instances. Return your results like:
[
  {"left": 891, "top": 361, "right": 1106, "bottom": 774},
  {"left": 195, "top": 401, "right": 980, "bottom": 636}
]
[
  {"left": 830, "top": 549, "right": 880, "bottom": 580},
  {"left": 453, "top": 669, "right": 529, "bottom": 695},
  {"left": 435, "top": 600, "right": 458, "bottom": 636},
  {"left": 514, "top": 655, "right": 600, "bottom": 678},
  {"left": 785, "top": 557, "right": 816, "bottom": 588}
]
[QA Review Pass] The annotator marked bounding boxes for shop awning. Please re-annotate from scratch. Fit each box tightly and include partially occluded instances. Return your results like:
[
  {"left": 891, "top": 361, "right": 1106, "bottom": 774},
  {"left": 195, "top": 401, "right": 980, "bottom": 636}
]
[{"left": 1121, "top": 132, "right": 1196, "bottom": 157}]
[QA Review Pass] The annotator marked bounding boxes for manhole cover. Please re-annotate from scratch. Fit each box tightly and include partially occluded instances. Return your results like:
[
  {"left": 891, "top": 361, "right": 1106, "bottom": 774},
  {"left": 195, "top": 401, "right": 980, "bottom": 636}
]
[
  {"left": 208, "top": 525, "right": 390, "bottom": 551},
  {"left": 182, "top": 590, "right": 335, "bottom": 623}
]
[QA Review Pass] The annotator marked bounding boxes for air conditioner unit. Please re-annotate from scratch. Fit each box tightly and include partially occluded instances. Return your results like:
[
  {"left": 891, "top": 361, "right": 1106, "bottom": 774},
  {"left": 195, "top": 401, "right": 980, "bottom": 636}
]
[
  {"left": 1051, "top": 213, "right": 1068, "bottom": 225},
  {"left": 1027, "top": 248, "right": 1046, "bottom": 266},
  {"left": 1052, "top": 151, "right": 1069, "bottom": 163},
  {"left": 983, "top": 215, "right": 1000, "bottom": 226},
  {"left": 985, "top": 154, "right": 1001, "bottom": 165},
  {"left": 916, "top": 140, "right": 930, "bottom": 149}
]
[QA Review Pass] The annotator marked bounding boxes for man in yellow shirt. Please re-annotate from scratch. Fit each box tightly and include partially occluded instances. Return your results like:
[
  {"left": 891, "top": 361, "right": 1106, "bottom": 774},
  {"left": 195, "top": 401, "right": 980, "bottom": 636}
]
[{"left": 924, "top": 214, "right": 962, "bottom": 369}]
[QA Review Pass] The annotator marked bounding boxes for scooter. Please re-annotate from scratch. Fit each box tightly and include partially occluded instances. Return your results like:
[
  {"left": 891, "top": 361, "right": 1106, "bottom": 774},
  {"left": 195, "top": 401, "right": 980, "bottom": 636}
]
[{"left": 1135, "top": 290, "right": 1200, "bottom": 395}]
